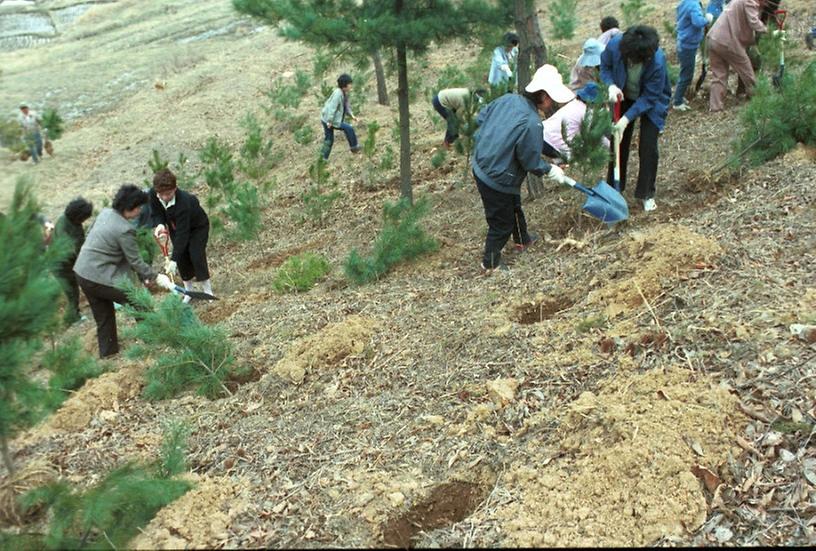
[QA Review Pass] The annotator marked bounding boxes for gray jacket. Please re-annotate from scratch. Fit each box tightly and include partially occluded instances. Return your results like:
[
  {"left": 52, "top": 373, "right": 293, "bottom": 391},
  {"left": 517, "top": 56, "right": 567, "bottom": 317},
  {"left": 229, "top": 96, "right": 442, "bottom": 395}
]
[
  {"left": 73, "top": 207, "right": 156, "bottom": 287},
  {"left": 320, "top": 88, "right": 352, "bottom": 127},
  {"left": 471, "top": 94, "right": 552, "bottom": 195}
]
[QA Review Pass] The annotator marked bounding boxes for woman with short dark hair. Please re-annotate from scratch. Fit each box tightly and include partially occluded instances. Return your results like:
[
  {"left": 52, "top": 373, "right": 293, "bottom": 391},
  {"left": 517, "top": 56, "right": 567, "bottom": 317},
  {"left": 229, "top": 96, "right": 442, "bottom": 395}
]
[
  {"left": 74, "top": 184, "right": 161, "bottom": 358},
  {"left": 52, "top": 197, "right": 94, "bottom": 325},
  {"left": 601, "top": 25, "right": 671, "bottom": 212}
]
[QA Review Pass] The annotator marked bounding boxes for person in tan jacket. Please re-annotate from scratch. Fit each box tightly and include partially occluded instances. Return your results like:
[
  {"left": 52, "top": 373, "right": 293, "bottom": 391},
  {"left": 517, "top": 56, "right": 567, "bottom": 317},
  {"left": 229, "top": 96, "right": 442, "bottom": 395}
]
[{"left": 707, "top": 0, "right": 767, "bottom": 112}]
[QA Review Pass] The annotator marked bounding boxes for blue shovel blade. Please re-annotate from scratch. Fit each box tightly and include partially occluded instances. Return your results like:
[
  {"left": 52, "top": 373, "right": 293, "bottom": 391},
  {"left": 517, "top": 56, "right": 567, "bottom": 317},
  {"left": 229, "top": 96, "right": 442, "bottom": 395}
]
[{"left": 572, "top": 180, "right": 629, "bottom": 224}]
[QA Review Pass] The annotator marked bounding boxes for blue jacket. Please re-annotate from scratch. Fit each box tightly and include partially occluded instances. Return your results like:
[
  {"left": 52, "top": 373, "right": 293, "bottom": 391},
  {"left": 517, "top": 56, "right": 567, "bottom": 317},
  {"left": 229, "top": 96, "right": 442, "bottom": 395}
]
[
  {"left": 600, "top": 34, "right": 671, "bottom": 131},
  {"left": 471, "top": 94, "right": 552, "bottom": 196},
  {"left": 677, "top": 0, "right": 709, "bottom": 51},
  {"left": 707, "top": 0, "right": 725, "bottom": 19}
]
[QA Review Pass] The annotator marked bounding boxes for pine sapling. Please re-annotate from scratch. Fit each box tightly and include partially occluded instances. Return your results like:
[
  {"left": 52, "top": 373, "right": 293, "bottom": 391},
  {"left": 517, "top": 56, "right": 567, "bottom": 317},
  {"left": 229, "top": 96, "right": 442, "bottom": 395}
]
[
  {"left": 272, "top": 252, "right": 331, "bottom": 293},
  {"left": 549, "top": 0, "right": 578, "bottom": 40},
  {"left": 302, "top": 157, "right": 343, "bottom": 226},
  {"left": 564, "top": 100, "right": 612, "bottom": 184}
]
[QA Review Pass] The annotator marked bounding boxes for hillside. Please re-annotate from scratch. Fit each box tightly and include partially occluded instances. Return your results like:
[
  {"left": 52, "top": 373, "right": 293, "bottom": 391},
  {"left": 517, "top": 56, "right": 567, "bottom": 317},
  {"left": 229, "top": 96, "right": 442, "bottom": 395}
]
[{"left": 1, "top": 0, "right": 815, "bottom": 547}]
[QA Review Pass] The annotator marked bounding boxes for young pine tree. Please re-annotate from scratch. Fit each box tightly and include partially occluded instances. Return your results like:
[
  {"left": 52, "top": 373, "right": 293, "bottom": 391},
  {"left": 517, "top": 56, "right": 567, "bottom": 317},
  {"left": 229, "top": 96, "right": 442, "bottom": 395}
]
[
  {"left": 549, "top": 0, "right": 578, "bottom": 40},
  {"left": 563, "top": 100, "right": 612, "bottom": 184},
  {"left": 233, "top": 0, "right": 504, "bottom": 203},
  {"left": 0, "top": 180, "right": 69, "bottom": 475}
]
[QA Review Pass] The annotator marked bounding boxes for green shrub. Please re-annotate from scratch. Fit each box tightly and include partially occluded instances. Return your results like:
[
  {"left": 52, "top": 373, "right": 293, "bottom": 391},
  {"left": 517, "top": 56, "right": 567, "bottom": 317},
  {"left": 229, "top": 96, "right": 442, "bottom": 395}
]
[
  {"left": 344, "top": 196, "right": 438, "bottom": 285},
  {"left": 380, "top": 144, "right": 395, "bottom": 171},
  {"left": 302, "top": 157, "right": 343, "bottom": 226},
  {"left": 621, "top": 0, "right": 653, "bottom": 28},
  {"left": 219, "top": 181, "right": 262, "bottom": 241},
  {"left": 20, "top": 424, "right": 192, "bottom": 549},
  {"left": 0, "top": 118, "right": 25, "bottom": 153},
  {"left": 239, "top": 113, "right": 278, "bottom": 180},
  {"left": 41, "top": 109, "right": 64, "bottom": 141},
  {"left": 549, "top": 0, "right": 578, "bottom": 40},
  {"left": 667, "top": 63, "right": 680, "bottom": 86},
  {"left": 272, "top": 253, "right": 331, "bottom": 293},
  {"left": 736, "top": 62, "right": 816, "bottom": 166},
  {"left": 361, "top": 121, "right": 383, "bottom": 190},
  {"left": 294, "top": 125, "right": 315, "bottom": 145},
  {"left": 135, "top": 226, "right": 159, "bottom": 264},
  {"left": 122, "top": 284, "right": 237, "bottom": 400},
  {"left": 431, "top": 148, "right": 446, "bottom": 168},
  {"left": 148, "top": 148, "right": 169, "bottom": 173},
  {"left": 564, "top": 99, "right": 612, "bottom": 183},
  {"left": 41, "top": 337, "right": 104, "bottom": 411}
]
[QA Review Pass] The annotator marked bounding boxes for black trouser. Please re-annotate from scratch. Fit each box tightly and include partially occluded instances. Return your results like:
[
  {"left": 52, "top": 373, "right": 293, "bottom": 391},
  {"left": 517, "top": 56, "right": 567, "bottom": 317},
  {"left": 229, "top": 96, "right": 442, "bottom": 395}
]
[
  {"left": 175, "top": 225, "right": 210, "bottom": 281},
  {"left": 55, "top": 267, "right": 80, "bottom": 324},
  {"left": 475, "top": 174, "right": 530, "bottom": 269},
  {"left": 76, "top": 275, "right": 136, "bottom": 358},
  {"left": 606, "top": 99, "right": 660, "bottom": 200}
]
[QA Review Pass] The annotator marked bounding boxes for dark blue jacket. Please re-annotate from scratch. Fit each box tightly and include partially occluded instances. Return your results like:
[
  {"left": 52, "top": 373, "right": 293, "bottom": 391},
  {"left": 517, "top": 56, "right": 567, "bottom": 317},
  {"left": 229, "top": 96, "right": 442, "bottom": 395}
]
[
  {"left": 707, "top": 0, "right": 725, "bottom": 19},
  {"left": 677, "top": 0, "right": 710, "bottom": 51},
  {"left": 600, "top": 34, "right": 671, "bottom": 131},
  {"left": 471, "top": 94, "right": 552, "bottom": 196}
]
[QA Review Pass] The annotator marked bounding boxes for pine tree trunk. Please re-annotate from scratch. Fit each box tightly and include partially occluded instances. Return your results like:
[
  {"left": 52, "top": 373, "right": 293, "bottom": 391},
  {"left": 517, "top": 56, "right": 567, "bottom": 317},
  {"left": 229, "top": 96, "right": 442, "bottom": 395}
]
[
  {"left": 395, "top": 1, "right": 412, "bottom": 203},
  {"left": 1, "top": 435, "right": 14, "bottom": 476},
  {"left": 371, "top": 49, "right": 389, "bottom": 106},
  {"left": 513, "top": 0, "right": 548, "bottom": 200}
]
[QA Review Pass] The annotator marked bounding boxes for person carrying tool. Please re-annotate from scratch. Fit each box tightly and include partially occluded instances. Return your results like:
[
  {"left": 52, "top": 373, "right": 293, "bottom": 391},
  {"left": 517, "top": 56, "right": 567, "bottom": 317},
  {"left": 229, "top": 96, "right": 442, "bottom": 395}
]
[
  {"left": 707, "top": 0, "right": 767, "bottom": 112},
  {"left": 52, "top": 197, "right": 93, "bottom": 325},
  {"left": 149, "top": 168, "right": 213, "bottom": 303},
  {"left": 569, "top": 38, "right": 604, "bottom": 91},
  {"left": 673, "top": 0, "right": 714, "bottom": 111},
  {"left": 542, "top": 82, "right": 609, "bottom": 162},
  {"left": 431, "top": 88, "right": 486, "bottom": 149},
  {"left": 488, "top": 32, "right": 519, "bottom": 92},
  {"left": 601, "top": 25, "right": 671, "bottom": 212},
  {"left": 17, "top": 103, "right": 43, "bottom": 164},
  {"left": 472, "top": 64, "right": 574, "bottom": 273},
  {"left": 321, "top": 73, "right": 361, "bottom": 161},
  {"left": 74, "top": 185, "right": 173, "bottom": 358}
]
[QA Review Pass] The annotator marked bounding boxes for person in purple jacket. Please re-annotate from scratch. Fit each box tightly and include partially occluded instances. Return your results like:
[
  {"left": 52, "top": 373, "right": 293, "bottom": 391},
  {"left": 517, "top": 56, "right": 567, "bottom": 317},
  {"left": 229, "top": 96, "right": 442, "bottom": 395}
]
[
  {"left": 601, "top": 26, "right": 671, "bottom": 213},
  {"left": 673, "top": 0, "right": 714, "bottom": 111}
]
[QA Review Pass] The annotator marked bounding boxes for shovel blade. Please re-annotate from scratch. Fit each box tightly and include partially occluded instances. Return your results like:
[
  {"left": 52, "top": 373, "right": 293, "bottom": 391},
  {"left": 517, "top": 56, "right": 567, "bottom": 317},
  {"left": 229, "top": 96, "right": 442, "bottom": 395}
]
[
  {"left": 174, "top": 285, "right": 219, "bottom": 301},
  {"left": 573, "top": 180, "right": 629, "bottom": 224}
]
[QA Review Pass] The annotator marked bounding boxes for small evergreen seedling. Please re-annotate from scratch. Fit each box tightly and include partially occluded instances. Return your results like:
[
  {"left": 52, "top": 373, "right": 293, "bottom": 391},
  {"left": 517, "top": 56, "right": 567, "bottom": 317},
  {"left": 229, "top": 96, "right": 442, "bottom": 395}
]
[
  {"left": 361, "top": 121, "right": 383, "bottom": 190},
  {"left": 549, "top": 0, "right": 578, "bottom": 40},
  {"left": 148, "top": 149, "right": 169, "bottom": 173},
  {"left": 41, "top": 109, "right": 64, "bottom": 141},
  {"left": 621, "top": 0, "right": 653, "bottom": 28},
  {"left": 220, "top": 181, "right": 262, "bottom": 241},
  {"left": 302, "top": 157, "right": 343, "bottom": 226},
  {"left": 41, "top": 337, "right": 104, "bottom": 411},
  {"left": 272, "top": 252, "right": 331, "bottom": 293},
  {"left": 135, "top": 226, "right": 159, "bottom": 264},
  {"left": 431, "top": 148, "right": 446, "bottom": 168},
  {"left": 564, "top": 99, "right": 612, "bottom": 184},
  {"left": 121, "top": 283, "right": 238, "bottom": 400},
  {"left": 344, "top": 196, "right": 439, "bottom": 285}
]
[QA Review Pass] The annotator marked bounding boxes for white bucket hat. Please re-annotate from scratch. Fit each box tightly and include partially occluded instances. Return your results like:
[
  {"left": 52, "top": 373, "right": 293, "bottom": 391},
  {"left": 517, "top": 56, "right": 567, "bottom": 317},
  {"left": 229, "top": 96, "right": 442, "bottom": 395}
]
[{"left": 525, "top": 65, "right": 575, "bottom": 103}]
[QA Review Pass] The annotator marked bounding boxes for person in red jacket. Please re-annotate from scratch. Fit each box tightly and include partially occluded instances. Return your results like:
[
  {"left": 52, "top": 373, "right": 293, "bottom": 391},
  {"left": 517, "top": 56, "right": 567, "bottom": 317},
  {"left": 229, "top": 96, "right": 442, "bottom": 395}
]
[{"left": 148, "top": 168, "right": 213, "bottom": 302}]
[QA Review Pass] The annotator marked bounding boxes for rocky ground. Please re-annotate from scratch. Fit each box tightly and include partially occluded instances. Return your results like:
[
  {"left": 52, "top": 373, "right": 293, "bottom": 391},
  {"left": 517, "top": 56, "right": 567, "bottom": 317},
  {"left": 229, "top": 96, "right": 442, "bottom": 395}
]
[{"left": 1, "top": 0, "right": 815, "bottom": 548}]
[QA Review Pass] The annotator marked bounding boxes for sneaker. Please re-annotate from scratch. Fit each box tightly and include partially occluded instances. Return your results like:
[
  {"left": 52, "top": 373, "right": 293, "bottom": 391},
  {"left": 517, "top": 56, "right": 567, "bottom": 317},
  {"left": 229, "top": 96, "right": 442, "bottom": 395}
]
[
  {"left": 513, "top": 231, "right": 540, "bottom": 253},
  {"left": 642, "top": 198, "right": 657, "bottom": 212},
  {"left": 350, "top": 146, "right": 362, "bottom": 154},
  {"left": 672, "top": 102, "right": 691, "bottom": 112},
  {"left": 480, "top": 261, "right": 510, "bottom": 275}
]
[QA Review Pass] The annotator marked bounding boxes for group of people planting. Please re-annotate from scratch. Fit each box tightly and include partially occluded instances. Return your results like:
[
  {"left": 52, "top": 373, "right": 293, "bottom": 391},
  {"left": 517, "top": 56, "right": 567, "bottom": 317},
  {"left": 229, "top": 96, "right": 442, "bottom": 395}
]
[{"left": 36, "top": 0, "right": 789, "bottom": 357}]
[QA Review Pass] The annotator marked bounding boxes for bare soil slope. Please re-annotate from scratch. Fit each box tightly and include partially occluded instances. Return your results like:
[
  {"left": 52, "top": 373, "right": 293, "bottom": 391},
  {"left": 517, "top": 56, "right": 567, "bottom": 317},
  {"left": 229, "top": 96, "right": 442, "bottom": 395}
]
[{"left": 2, "top": 0, "right": 815, "bottom": 548}]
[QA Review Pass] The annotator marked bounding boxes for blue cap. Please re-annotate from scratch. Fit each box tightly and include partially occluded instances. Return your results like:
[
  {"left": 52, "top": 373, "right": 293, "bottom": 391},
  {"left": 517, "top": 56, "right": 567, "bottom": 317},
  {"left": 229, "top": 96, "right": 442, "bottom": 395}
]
[
  {"left": 576, "top": 82, "right": 600, "bottom": 103},
  {"left": 578, "top": 38, "right": 604, "bottom": 67}
]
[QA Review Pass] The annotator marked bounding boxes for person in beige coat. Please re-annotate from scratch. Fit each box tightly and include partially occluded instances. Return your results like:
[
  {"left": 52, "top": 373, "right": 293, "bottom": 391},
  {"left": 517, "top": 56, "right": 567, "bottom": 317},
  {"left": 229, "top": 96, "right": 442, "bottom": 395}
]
[{"left": 707, "top": 0, "right": 767, "bottom": 112}]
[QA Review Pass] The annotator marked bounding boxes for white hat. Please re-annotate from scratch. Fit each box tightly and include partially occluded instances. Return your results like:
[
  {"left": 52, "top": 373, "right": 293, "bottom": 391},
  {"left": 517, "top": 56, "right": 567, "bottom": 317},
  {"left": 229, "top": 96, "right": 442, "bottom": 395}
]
[{"left": 525, "top": 65, "right": 575, "bottom": 103}]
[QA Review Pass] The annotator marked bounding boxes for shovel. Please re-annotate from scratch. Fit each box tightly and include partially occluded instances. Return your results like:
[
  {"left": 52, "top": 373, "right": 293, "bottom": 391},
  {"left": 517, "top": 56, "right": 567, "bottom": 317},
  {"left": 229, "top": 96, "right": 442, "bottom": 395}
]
[
  {"left": 771, "top": 10, "right": 787, "bottom": 88},
  {"left": 694, "top": 31, "right": 709, "bottom": 94},
  {"left": 563, "top": 177, "right": 629, "bottom": 225},
  {"left": 172, "top": 285, "right": 219, "bottom": 301}
]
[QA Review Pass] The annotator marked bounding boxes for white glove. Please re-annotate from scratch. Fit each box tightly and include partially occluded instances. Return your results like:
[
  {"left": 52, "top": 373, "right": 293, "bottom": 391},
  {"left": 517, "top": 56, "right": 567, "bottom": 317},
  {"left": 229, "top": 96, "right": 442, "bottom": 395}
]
[
  {"left": 613, "top": 116, "right": 629, "bottom": 141},
  {"left": 608, "top": 85, "right": 623, "bottom": 103},
  {"left": 772, "top": 29, "right": 786, "bottom": 42},
  {"left": 501, "top": 64, "right": 512, "bottom": 77},
  {"left": 546, "top": 164, "right": 570, "bottom": 185},
  {"left": 155, "top": 273, "right": 175, "bottom": 291},
  {"left": 705, "top": 13, "right": 714, "bottom": 25},
  {"left": 153, "top": 224, "right": 167, "bottom": 238},
  {"left": 164, "top": 258, "right": 178, "bottom": 274}
]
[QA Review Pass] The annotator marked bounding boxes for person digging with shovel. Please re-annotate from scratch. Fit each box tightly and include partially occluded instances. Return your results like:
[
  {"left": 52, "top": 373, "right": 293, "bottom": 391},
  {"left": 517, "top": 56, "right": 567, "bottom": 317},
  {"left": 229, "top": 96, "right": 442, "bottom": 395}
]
[
  {"left": 601, "top": 25, "right": 671, "bottom": 213},
  {"left": 472, "top": 64, "right": 574, "bottom": 274},
  {"left": 148, "top": 168, "right": 213, "bottom": 303}
]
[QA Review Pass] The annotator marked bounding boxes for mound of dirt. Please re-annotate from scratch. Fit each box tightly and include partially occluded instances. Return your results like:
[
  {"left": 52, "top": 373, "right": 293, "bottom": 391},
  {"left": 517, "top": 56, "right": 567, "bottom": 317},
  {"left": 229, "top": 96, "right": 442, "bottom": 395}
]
[
  {"left": 129, "top": 474, "right": 250, "bottom": 549},
  {"left": 271, "top": 315, "right": 376, "bottom": 384},
  {"left": 42, "top": 363, "right": 145, "bottom": 433},
  {"left": 588, "top": 224, "right": 723, "bottom": 315},
  {"left": 497, "top": 363, "right": 745, "bottom": 547}
]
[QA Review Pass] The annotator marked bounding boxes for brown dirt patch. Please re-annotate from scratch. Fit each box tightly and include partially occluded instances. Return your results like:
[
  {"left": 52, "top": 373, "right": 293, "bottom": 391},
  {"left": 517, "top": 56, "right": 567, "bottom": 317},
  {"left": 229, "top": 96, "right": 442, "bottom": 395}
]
[
  {"left": 129, "top": 474, "right": 250, "bottom": 549},
  {"left": 588, "top": 224, "right": 723, "bottom": 315},
  {"left": 245, "top": 240, "right": 321, "bottom": 271},
  {"left": 381, "top": 481, "right": 488, "bottom": 549},
  {"left": 0, "top": 460, "right": 56, "bottom": 526},
  {"left": 269, "top": 315, "right": 376, "bottom": 384},
  {"left": 512, "top": 295, "right": 574, "bottom": 325},
  {"left": 497, "top": 364, "right": 745, "bottom": 547}
]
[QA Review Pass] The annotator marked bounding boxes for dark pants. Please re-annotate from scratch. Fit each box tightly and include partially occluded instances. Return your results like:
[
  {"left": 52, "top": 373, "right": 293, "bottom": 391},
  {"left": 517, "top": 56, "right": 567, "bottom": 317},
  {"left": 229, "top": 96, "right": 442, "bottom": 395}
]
[
  {"left": 175, "top": 225, "right": 210, "bottom": 281},
  {"left": 77, "top": 275, "right": 136, "bottom": 358},
  {"left": 55, "top": 267, "right": 80, "bottom": 324},
  {"left": 321, "top": 120, "right": 359, "bottom": 160},
  {"left": 673, "top": 47, "right": 697, "bottom": 106},
  {"left": 432, "top": 95, "right": 459, "bottom": 144},
  {"left": 607, "top": 100, "right": 660, "bottom": 200},
  {"left": 475, "top": 174, "right": 530, "bottom": 269}
]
